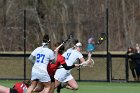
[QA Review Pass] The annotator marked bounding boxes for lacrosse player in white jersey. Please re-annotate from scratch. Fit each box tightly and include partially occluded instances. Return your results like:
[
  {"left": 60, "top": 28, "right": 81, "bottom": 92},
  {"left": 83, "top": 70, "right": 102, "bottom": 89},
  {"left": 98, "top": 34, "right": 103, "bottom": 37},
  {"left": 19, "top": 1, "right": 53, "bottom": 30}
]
[
  {"left": 54, "top": 40, "right": 92, "bottom": 93},
  {"left": 27, "top": 34, "right": 55, "bottom": 93}
]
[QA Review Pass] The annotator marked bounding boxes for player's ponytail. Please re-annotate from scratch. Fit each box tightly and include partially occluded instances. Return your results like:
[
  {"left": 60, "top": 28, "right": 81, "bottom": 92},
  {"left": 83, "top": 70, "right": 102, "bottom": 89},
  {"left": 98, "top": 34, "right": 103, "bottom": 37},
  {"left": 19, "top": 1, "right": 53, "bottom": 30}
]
[{"left": 42, "top": 34, "right": 50, "bottom": 46}]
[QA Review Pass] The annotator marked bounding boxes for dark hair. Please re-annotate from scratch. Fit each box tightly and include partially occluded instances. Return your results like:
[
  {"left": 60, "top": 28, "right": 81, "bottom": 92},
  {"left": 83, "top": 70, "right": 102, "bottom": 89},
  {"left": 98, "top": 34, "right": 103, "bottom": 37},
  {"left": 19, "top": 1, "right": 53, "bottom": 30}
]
[
  {"left": 43, "top": 34, "right": 50, "bottom": 43},
  {"left": 10, "top": 88, "right": 18, "bottom": 93},
  {"left": 127, "top": 47, "right": 136, "bottom": 53},
  {"left": 73, "top": 39, "right": 79, "bottom": 45},
  {"left": 54, "top": 42, "right": 65, "bottom": 54}
]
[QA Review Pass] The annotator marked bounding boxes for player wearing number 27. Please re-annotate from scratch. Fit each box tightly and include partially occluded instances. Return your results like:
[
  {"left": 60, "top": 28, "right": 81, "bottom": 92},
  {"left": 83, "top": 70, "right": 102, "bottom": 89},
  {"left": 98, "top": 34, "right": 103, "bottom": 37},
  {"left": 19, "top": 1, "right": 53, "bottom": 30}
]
[{"left": 27, "top": 34, "right": 55, "bottom": 93}]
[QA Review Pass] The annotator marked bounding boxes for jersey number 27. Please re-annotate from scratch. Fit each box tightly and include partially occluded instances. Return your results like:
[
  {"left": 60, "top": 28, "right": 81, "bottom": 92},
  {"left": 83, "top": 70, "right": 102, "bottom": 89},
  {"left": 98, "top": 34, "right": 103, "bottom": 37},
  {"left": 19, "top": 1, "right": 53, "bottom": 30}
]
[{"left": 36, "top": 53, "right": 45, "bottom": 63}]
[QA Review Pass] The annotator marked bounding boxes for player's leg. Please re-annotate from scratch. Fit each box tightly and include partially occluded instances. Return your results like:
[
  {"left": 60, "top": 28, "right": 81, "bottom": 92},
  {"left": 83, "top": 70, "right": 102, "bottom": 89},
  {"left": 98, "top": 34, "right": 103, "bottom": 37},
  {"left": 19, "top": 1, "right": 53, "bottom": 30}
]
[
  {"left": 49, "top": 82, "right": 55, "bottom": 93},
  {"left": 56, "top": 79, "right": 78, "bottom": 93},
  {"left": 49, "top": 76, "right": 56, "bottom": 93},
  {"left": 55, "top": 79, "right": 61, "bottom": 93},
  {"left": 55, "top": 79, "right": 61, "bottom": 88},
  {"left": 27, "top": 80, "right": 38, "bottom": 93},
  {"left": 35, "top": 81, "right": 55, "bottom": 93},
  {"left": 42, "top": 81, "right": 51, "bottom": 93},
  {"left": 56, "top": 82, "right": 68, "bottom": 93},
  {"left": 38, "top": 76, "right": 55, "bottom": 93},
  {"left": 36, "top": 71, "right": 51, "bottom": 93},
  {"left": 56, "top": 74, "right": 78, "bottom": 93},
  {"left": 63, "top": 74, "right": 78, "bottom": 91},
  {"left": 0, "top": 85, "right": 10, "bottom": 93},
  {"left": 33, "top": 82, "right": 44, "bottom": 92},
  {"left": 66, "top": 78, "right": 78, "bottom": 90},
  {"left": 54, "top": 68, "right": 68, "bottom": 93},
  {"left": 27, "top": 69, "right": 40, "bottom": 93}
]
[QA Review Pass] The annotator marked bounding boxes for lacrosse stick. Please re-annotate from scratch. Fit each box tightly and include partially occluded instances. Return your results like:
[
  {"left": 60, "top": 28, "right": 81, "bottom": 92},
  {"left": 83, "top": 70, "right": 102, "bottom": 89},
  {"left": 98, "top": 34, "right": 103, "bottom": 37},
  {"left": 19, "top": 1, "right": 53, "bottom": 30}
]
[
  {"left": 53, "top": 33, "right": 73, "bottom": 63},
  {"left": 54, "top": 33, "right": 73, "bottom": 52},
  {"left": 86, "top": 33, "right": 106, "bottom": 52},
  {"left": 77, "top": 38, "right": 95, "bottom": 69},
  {"left": 80, "top": 33, "right": 106, "bottom": 67},
  {"left": 95, "top": 33, "right": 107, "bottom": 46}
]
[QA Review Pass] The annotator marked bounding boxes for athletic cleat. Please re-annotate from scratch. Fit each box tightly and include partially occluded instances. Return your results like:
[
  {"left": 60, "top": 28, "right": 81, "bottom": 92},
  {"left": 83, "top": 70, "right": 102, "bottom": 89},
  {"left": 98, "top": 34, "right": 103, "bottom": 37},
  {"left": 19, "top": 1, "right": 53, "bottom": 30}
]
[{"left": 57, "top": 84, "right": 62, "bottom": 93}]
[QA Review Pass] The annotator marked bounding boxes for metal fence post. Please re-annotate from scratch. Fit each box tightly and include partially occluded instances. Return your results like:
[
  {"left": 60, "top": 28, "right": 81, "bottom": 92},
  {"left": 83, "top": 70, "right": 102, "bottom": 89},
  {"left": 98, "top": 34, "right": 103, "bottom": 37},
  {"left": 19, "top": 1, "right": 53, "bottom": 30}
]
[
  {"left": 125, "top": 53, "right": 129, "bottom": 82},
  {"left": 3, "top": 0, "right": 6, "bottom": 26},
  {"left": 107, "top": 52, "right": 112, "bottom": 82},
  {"left": 23, "top": 9, "right": 26, "bottom": 80},
  {"left": 78, "top": 59, "right": 81, "bottom": 81}
]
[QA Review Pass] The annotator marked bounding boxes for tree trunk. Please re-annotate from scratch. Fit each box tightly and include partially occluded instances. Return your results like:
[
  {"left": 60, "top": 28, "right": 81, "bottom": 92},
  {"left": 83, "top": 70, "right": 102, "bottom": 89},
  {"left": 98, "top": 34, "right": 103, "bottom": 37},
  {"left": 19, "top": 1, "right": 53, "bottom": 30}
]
[{"left": 122, "top": 0, "right": 129, "bottom": 47}]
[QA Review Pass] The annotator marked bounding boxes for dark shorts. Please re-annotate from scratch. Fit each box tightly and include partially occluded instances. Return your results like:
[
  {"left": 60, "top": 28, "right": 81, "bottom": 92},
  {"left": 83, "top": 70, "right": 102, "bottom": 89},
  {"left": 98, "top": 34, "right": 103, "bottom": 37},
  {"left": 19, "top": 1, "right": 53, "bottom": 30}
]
[
  {"left": 10, "top": 88, "right": 18, "bottom": 93},
  {"left": 50, "top": 76, "right": 55, "bottom": 82}
]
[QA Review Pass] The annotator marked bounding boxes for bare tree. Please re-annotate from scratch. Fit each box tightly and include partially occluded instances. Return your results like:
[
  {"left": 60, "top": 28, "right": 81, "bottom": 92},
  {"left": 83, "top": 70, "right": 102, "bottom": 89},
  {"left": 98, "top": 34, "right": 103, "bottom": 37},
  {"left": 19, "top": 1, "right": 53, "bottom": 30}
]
[{"left": 0, "top": 0, "right": 140, "bottom": 51}]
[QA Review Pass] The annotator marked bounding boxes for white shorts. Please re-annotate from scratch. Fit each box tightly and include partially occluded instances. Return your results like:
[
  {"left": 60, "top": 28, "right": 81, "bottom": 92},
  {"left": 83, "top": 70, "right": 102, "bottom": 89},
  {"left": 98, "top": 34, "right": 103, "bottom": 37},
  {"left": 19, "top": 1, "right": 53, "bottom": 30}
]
[
  {"left": 31, "top": 71, "right": 51, "bottom": 82},
  {"left": 54, "top": 68, "right": 73, "bottom": 82}
]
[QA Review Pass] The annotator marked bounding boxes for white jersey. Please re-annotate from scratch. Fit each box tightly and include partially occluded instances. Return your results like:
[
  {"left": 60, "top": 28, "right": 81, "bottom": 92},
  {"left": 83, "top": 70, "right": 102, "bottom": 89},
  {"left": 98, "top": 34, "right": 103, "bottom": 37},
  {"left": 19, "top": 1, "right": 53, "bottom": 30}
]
[
  {"left": 62, "top": 48, "right": 83, "bottom": 66},
  {"left": 31, "top": 46, "right": 54, "bottom": 74},
  {"left": 30, "top": 46, "right": 54, "bottom": 82},
  {"left": 54, "top": 48, "right": 83, "bottom": 82}
]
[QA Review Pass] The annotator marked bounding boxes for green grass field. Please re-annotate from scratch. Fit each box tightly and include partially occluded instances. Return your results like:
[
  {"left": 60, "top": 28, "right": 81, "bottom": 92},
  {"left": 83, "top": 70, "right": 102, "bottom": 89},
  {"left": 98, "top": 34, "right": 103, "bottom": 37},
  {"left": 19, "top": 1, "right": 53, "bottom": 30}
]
[{"left": 0, "top": 80, "right": 140, "bottom": 93}]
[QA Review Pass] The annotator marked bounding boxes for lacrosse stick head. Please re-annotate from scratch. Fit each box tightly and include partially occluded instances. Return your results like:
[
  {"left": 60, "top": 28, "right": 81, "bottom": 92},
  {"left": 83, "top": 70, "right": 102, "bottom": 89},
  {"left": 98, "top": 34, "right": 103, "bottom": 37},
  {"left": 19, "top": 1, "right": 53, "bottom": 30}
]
[
  {"left": 63, "top": 33, "right": 73, "bottom": 44},
  {"left": 96, "top": 33, "right": 107, "bottom": 45},
  {"left": 99, "top": 33, "right": 106, "bottom": 42}
]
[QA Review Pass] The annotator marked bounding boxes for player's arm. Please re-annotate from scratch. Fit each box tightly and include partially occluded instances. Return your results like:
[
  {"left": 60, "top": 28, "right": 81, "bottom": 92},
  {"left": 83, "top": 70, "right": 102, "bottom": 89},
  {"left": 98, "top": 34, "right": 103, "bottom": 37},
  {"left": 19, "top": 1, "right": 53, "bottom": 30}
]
[
  {"left": 60, "top": 56, "right": 79, "bottom": 70},
  {"left": 49, "top": 50, "right": 56, "bottom": 64},
  {"left": 79, "top": 53, "right": 91, "bottom": 63},
  {"left": 0, "top": 85, "right": 10, "bottom": 93},
  {"left": 28, "top": 48, "right": 38, "bottom": 65},
  {"left": 28, "top": 55, "right": 36, "bottom": 65},
  {"left": 62, "top": 63, "right": 79, "bottom": 70},
  {"left": 79, "top": 57, "right": 88, "bottom": 66},
  {"left": 79, "top": 52, "right": 92, "bottom": 66},
  {"left": 50, "top": 51, "right": 58, "bottom": 64}
]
